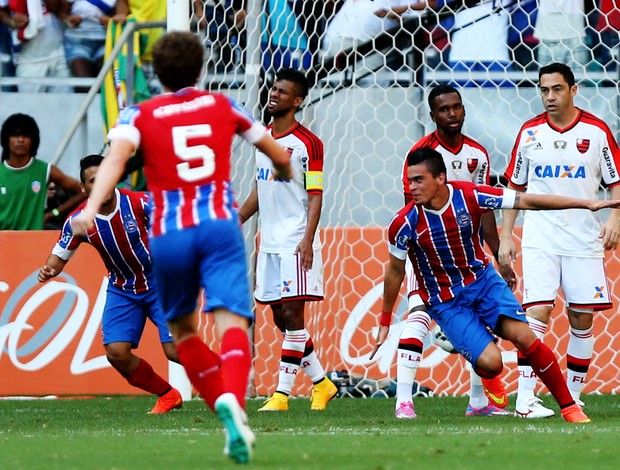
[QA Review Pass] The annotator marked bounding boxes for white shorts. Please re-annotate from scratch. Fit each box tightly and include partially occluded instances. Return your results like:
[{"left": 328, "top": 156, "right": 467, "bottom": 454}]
[
  {"left": 255, "top": 250, "right": 324, "bottom": 304},
  {"left": 522, "top": 247, "right": 612, "bottom": 311}
]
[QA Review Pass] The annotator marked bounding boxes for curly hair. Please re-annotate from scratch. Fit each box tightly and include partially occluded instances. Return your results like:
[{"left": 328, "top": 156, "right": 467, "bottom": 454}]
[{"left": 152, "top": 32, "right": 204, "bottom": 91}]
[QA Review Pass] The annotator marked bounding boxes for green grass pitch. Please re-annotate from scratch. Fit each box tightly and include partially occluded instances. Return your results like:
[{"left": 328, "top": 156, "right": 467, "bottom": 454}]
[{"left": 1, "top": 394, "right": 619, "bottom": 470}]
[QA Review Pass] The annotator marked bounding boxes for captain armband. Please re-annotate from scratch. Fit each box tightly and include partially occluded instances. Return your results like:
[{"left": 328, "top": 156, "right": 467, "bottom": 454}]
[{"left": 304, "top": 171, "right": 324, "bottom": 191}]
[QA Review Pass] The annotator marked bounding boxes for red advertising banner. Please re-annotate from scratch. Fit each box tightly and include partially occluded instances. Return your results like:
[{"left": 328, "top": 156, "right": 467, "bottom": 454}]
[
  {"left": 2, "top": 229, "right": 620, "bottom": 397},
  {"left": 0, "top": 231, "right": 167, "bottom": 395}
]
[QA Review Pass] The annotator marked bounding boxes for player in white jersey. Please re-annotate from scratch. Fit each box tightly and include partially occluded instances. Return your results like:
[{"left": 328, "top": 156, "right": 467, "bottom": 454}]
[
  {"left": 500, "top": 62, "right": 620, "bottom": 418},
  {"left": 389, "top": 84, "right": 512, "bottom": 419},
  {"left": 239, "top": 68, "right": 337, "bottom": 412}
]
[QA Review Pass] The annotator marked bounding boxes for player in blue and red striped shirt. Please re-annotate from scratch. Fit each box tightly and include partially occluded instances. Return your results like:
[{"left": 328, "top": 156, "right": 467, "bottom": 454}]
[
  {"left": 374, "top": 147, "right": 620, "bottom": 423},
  {"left": 70, "top": 32, "right": 292, "bottom": 464},
  {"left": 38, "top": 154, "right": 182, "bottom": 415}
]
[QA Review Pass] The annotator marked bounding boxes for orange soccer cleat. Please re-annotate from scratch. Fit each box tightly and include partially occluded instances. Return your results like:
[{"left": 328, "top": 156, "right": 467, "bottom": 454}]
[
  {"left": 481, "top": 375, "right": 508, "bottom": 409},
  {"left": 561, "top": 403, "right": 591, "bottom": 423},
  {"left": 149, "top": 387, "right": 183, "bottom": 414}
]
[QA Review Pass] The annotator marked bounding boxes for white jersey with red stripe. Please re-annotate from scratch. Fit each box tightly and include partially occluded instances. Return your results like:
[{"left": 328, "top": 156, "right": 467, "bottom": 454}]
[
  {"left": 388, "top": 181, "right": 516, "bottom": 305},
  {"left": 255, "top": 122, "right": 324, "bottom": 253},
  {"left": 504, "top": 109, "right": 620, "bottom": 257},
  {"left": 53, "top": 189, "right": 153, "bottom": 294},
  {"left": 108, "top": 87, "right": 266, "bottom": 237},
  {"left": 402, "top": 131, "right": 490, "bottom": 203}
]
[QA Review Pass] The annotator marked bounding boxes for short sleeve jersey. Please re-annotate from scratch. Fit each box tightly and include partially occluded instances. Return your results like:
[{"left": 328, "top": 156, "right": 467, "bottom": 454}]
[
  {"left": 108, "top": 87, "right": 266, "bottom": 236},
  {"left": 402, "top": 131, "right": 490, "bottom": 204},
  {"left": 53, "top": 189, "right": 154, "bottom": 294},
  {"left": 388, "top": 181, "right": 516, "bottom": 304},
  {"left": 504, "top": 109, "right": 620, "bottom": 257},
  {"left": 255, "top": 123, "right": 324, "bottom": 253}
]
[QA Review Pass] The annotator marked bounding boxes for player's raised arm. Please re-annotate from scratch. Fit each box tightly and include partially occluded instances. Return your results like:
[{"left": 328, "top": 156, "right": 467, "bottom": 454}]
[{"left": 513, "top": 191, "right": 620, "bottom": 211}]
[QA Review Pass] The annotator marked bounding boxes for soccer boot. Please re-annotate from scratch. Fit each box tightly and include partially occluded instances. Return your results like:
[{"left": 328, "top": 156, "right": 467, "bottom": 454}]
[
  {"left": 395, "top": 401, "right": 417, "bottom": 419},
  {"left": 465, "top": 403, "right": 513, "bottom": 416},
  {"left": 515, "top": 396, "right": 555, "bottom": 419},
  {"left": 561, "top": 403, "right": 591, "bottom": 423},
  {"left": 215, "top": 393, "right": 255, "bottom": 464},
  {"left": 481, "top": 375, "right": 508, "bottom": 409},
  {"left": 310, "top": 377, "right": 338, "bottom": 410},
  {"left": 148, "top": 387, "right": 183, "bottom": 414},
  {"left": 257, "top": 391, "right": 289, "bottom": 411}
]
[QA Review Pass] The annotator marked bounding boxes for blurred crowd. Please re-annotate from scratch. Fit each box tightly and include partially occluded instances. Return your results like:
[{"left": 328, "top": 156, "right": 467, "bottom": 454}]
[{"left": 1, "top": 0, "right": 619, "bottom": 93}]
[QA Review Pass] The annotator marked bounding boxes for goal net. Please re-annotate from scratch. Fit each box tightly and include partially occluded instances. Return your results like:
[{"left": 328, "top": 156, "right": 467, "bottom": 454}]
[{"left": 191, "top": 0, "right": 620, "bottom": 398}]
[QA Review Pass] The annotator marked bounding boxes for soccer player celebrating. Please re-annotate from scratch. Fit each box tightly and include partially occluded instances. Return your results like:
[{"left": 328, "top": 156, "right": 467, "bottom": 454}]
[
  {"left": 393, "top": 84, "right": 511, "bottom": 418},
  {"left": 70, "top": 32, "right": 292, "bottom": 464},
  {"left": 500, "top": 62, "right": 620, "bottom": 418},
  {"left": 375, "top": 146, "right": 620, "bottom": 423},
  {"left": 239, "top": 68, "right": 337, "bottom": 412},
  {"left": 38, "top": 155, "right": 182, "bottom": 414}
]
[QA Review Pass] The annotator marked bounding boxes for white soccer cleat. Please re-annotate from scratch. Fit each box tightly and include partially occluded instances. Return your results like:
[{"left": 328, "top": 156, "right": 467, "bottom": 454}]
[
  {"left": 215, "top": 393, "right": 255, "bottom": 464},
  {"left": 515, "top": 396, "right": 555, "bottom": 419}
]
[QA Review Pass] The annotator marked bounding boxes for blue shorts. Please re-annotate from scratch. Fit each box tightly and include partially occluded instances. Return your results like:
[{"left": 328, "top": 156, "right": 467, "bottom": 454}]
[
  {"left": 427, "top": 266, "right": 526, "bottom": 365},
  {"left": 63, "top": 34, "right": 105, "bottom": 63},
  {"left": 149, "top": 219, "right": 252, "bottom": 322},
  {"left": 102, "top": 283, "right": 173, "bottom": 347}
]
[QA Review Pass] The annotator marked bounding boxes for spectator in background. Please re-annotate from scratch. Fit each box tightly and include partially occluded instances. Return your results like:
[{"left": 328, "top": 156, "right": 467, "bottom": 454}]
[
  {"left": 0, "top": 113, "right": 86, "bottom": 230},
  {"left": 533, "top": 0, "right": 590, "bottom": 70},
  {"left": 595, "top": 0, "right": 620, "bottom": 71},
  {"left": 113, "top": 0, "right": 165, "bottom": 62},
  {"left": 447, "top": 0, "right": 513, "bottom": 87},
  {"left": 288, "top": 0, "right": 339, "bottom": 78},
  {"left": 44, "top": 181, "right": 69, "bottom": 229},
  {"left": 0, "top": 0, "right": 70, "bottom": 92},
  {"left": 507, "top": 0, "right": 538, "bottom": 70},
  {"left": 321, "top": 0, "right": 436, "bottom": 58},
  {"left": 0, "top": 20, "right": 16, "bottom": 90},
  {"left": 193, "top": 0, "right": 246, "bottom": 72},
  {"left": 59, "top": 0, "right": 116, "bottom": 92}
]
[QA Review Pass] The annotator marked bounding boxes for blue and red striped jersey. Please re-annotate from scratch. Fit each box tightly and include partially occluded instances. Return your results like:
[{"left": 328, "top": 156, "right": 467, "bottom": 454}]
[
  {"left": 53, "top": 189, "right": 154, "bottom": 294},
  {"left": 388, "top": 181, "right": 516, "bottom": 305}
]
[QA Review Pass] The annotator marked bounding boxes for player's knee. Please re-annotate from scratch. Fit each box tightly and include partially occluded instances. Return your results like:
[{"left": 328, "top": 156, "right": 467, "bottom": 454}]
[
  {"left": 474, "top": 347, "right": 503, "bottom": 377},
  {"left": 280, "top": 305, "right": 305, "bottom": 329},
  {"left": 509, "top": 324, "right": 539, "bottom": 352},
  {"left": 105, "top": 344, "right": 131, "bottom": 367},
  {"left": 163, "top": 343, "right": 180, "bottom": 364}
]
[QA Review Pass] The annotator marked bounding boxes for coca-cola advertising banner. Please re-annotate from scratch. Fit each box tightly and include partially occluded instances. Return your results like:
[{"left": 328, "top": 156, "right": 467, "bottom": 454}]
[{"left": 2, "top": 229, "right": 620, "bottom": 396}]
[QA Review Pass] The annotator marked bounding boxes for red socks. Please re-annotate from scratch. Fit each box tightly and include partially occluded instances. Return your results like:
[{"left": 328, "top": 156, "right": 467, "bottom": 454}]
[
  {"left": 524, "top": 339, "right": 574, "bottom": 408},
  {"left": 220, "top": 327, "right": 252, "bottom": 410},
  {"left": 126, "top": 358, "right": 171, "bottom": 396},
  {"left": 176, "top": 335, "right": 225, "bottom": 411}
]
